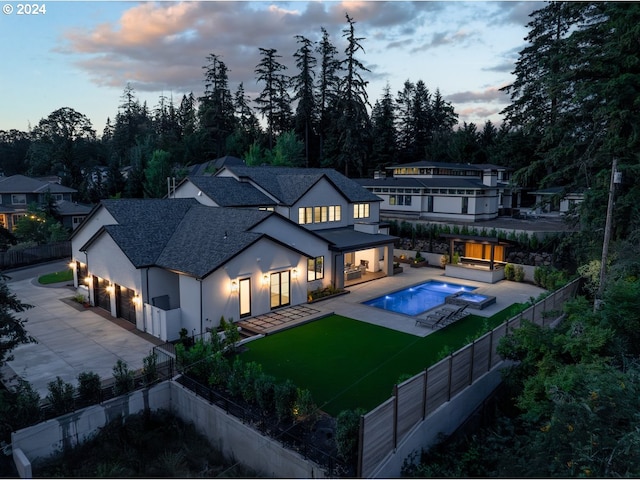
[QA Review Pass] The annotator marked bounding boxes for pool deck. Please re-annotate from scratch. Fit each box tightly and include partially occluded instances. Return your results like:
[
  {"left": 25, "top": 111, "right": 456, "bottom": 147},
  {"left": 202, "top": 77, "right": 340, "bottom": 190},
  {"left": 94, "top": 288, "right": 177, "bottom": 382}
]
[{"left": 305, "top": 266, "right": 547, "bottom": 337}]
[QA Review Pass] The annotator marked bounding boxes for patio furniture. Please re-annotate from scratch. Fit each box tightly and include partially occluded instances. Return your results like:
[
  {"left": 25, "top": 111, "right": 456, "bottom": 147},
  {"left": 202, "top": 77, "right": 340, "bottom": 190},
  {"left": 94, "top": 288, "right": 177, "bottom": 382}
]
[{"left": 415, "top": 312, "right": 447, "bottom": 329}]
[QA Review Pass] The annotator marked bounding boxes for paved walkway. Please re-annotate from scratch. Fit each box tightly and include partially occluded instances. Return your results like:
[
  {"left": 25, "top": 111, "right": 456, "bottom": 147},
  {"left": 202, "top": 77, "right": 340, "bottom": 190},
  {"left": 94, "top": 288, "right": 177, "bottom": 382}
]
[{"left": 4, "top": 273, "right": 158, "bottom": 399}]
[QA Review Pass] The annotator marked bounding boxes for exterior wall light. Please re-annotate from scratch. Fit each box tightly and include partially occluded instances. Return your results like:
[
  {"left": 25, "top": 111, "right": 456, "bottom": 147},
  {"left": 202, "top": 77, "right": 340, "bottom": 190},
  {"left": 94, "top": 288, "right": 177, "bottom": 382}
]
[
  {"left": 230, "top": 280, "right": 238, "bottom": 293},
  {"left": 262, "top": 274, "right": 269, "bottom": 286},
  {"left": 68, "top": 261, "right": 76, "bottom": 270},
  {"left": 292, "top": 268, "right": 298, "bottom": 279},
  {"left": 84, "top": 276, "right": 92, "bottom": 285},
  {"left": 106, "top": 284, "right": 115, "bottom": 294},
  {"left": 132, "top": 294, "right": 141, "bottom": 305}
]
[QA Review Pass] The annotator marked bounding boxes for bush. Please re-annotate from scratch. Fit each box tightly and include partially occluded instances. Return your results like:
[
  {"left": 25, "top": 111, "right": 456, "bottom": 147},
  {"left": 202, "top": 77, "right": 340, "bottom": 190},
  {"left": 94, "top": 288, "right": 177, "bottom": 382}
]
[
  {"left": 223, "top": 317, "right": 240, "bottom": 353},
  {"left": 335, "top": 408, "right": 365, "bottom": 464},
  {"left": 240, "top": 362, "right": 263, "bottom": 404},
  {"left": 514, "top": 265, "right": 525, "bottom": 282},
  {"left": 294, "top": 388, "right": 317, "bottom": 424},
  {"left": 207, "top": 351, "right": 230, "bottom": 388},
  {"left": 274, "top": 379, "right": 297, "bottom": 423},
  {"left": 77, "top": 371, "right": 102, "bottom": 404},
  {"left": 504, "top": 263, "right": 515, "bottom": 281},
  {"left": 254, "top": 374, "right": 276, "bottom": 414},
  {"left": 226, "top": 357, "right": 244, "bottom": 397},
  {"left": 113, "top": 360, "right": 135, "bottom": 395},
  {"left": 13, "top": 380, "right": 42, "bottom": 430},
  {"left": 142, "top": 351, "right": 158, "bottom": 385},
  {"left": 46, "top": 376, "right": 76, "bottom": 416}
]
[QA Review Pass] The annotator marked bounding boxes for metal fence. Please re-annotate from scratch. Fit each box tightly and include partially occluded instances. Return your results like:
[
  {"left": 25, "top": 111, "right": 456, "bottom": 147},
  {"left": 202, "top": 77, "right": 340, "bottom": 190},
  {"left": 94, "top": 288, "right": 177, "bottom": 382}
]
[
  {"left": 357, "top": 277, "right": 582, "bottom": 477},
  {"left": 0, "top": 241, "right": 71, "bottom": 269}
]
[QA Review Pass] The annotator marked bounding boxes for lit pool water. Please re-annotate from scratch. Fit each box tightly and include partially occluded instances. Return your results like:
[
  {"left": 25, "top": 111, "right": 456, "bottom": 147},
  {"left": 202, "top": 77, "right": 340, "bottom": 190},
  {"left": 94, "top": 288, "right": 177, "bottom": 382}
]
[{"left": 363, "top": 280, "right": 477, "bottom": 316}]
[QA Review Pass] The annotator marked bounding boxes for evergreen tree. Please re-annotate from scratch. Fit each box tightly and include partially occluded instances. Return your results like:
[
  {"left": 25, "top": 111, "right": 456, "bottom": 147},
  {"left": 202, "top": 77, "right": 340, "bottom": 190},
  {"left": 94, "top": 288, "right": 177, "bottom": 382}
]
[
  {"left": 0, "top": 274, "right": 34, "bottom": 372},
  {"left": 199, "top": 54, "right": 236, "bottom": 158},
  {"left": 316, "top": 27, "right": 342, "bottom": 163},
  {"left": 370, "top": 84, "right": 397, "bottom": 170},
  {"left": 333, "top": 14, "right": 372, "bottom": 177},
  {"left": 254, "top": 48, "right": 290, "bottom": 150},
  {"left": 292, "top": 35, "right": 318, "bottom": 167},
  {"left": 227, "top": 82, "right": 262, "bottom": 157},
  {"left": 143, "top": 149, "right": 173, "bottom": 198}
]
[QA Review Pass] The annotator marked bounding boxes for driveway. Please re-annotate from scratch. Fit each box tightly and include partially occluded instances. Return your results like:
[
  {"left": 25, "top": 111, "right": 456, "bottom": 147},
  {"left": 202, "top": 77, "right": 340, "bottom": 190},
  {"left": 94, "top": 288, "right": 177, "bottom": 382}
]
[{"left": 3, "top": 262, "right": 159, "bottom": 399}]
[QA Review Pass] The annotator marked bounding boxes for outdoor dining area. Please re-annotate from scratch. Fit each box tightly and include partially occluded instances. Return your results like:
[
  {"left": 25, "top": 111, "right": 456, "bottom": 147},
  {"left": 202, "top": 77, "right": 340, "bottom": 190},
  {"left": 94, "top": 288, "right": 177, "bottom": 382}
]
[{"left": 415, "top": 304, "right": 470, "bottom": 329}]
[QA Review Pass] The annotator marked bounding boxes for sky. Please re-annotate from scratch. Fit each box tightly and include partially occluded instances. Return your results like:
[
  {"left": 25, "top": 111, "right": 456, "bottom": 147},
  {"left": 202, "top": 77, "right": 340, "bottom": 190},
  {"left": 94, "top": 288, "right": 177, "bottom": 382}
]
[{"left": 0, "top": 1, "right": 542, "bottom": 136}]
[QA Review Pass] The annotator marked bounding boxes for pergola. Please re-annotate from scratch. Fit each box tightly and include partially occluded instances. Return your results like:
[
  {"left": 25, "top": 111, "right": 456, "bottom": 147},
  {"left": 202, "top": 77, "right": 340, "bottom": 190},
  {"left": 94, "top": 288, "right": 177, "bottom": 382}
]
[{"left": 440, "top": 233, "right": 513, "bottom": 271}]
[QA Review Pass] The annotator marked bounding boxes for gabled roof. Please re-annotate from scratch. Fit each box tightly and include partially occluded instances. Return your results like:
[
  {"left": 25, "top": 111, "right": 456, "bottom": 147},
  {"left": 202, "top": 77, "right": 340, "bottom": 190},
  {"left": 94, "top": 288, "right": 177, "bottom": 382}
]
[
  {"left": 79, "top": 199, "right": 314, "bottom": 279},
  {"left": 56, "top": 200, "right": 92, "bottom": 216},
  {"left": 183, "top": 176, "right": 276, "bottom": 207},
  {"left": 221, "top": 165, "right": 381, "bottom": 205},
  {"left": 187, "top": 156, "right": 245, "bottom": 176},
  {"left": 0, "top": 175, "right": 76, "bottom": 194}
]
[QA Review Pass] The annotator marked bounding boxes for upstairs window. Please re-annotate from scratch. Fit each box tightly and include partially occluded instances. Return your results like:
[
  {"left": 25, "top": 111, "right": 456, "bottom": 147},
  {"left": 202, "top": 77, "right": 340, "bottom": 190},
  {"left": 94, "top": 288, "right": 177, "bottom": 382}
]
[
  {"left": 11, "top": 194, "right": 26, "bottom": 205},
  {"left": 354, "top": 203, "right": 370, "bottom": 218}
]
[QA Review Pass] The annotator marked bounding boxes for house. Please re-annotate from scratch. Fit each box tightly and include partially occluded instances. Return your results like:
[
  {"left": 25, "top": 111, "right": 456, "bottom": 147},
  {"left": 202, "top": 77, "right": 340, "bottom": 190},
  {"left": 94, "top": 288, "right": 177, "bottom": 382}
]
[
  {"left": 528, "top": 187, "right": 584, "bottom": 215},
  {"left": 70, "top": 165, "right": 396, "bottom": 342},
  {"left": 0, "top": 174, "right": 91, "bottom": 231},
  {"left": 356, "top": 161, "right": 517, "bottom": 222}
]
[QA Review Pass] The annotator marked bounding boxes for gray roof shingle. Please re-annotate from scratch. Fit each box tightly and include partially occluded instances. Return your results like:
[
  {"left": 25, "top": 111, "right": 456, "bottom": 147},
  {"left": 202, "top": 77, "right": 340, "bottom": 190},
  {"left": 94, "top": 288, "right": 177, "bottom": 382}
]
[
  {"left": 186, "top": 177, "right": 276, "bottom": 207},
  {"left": 0, "top": 175, "right": 76, "bottom": 194},
  {"left": 223, "top": 166, "right": 381, "bottom": 205}
]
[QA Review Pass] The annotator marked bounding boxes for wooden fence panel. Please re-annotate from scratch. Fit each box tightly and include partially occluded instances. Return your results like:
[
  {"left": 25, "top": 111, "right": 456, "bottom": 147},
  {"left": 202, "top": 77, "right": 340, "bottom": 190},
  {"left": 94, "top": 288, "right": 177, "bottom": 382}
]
[
  {"left": 0, "top": 242, "right": 71, "bottom": 269},
  {"left": 490, "top": 324, "right": 507, "bottom": 369},
  {"left": 471, "top": 334, "right": 492, "bottom": 382},
  {"left": 396, "top": 374, "right": 425, "bottom": 442},
  {"left": 425, "top": 360, "right": 449, "bottom": 416},
  {"left": 450, "top": 347, "right": 473, "bottom": 398},
  {"left": 361, "top": 398, "right": 395, "bottom": 477}
]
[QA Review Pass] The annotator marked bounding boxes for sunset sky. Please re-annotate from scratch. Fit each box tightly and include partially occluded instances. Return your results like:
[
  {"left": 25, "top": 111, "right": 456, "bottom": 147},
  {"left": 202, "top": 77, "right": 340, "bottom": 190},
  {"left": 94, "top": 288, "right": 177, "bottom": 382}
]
[{"left": 0, "top": 1, "right": 542, "bottom": 135}]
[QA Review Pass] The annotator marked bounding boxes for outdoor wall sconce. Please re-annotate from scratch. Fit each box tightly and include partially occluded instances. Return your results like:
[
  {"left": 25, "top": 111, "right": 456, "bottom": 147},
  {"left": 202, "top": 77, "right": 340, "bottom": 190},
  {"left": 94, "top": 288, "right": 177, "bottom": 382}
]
[
  {"left": 230, "top": 280, "right": 238, "bottom": 293},
  {"left": 292, "top": 268, "right": 298, "bottom": 279},
  {"left": 68, "top": 261, "right": 75, "bottom": 270},
  {"left": 262, "top": 274, "right": 269, "bottom": 286},
  {"left": 132, "top": 294, "right": 141, "bottom": 305},
  {"left": 84, "top": 276, "right": 92, "bottom": 285},
  {"left": 106, "top": 283, "right": 115, "bottom": 294}
]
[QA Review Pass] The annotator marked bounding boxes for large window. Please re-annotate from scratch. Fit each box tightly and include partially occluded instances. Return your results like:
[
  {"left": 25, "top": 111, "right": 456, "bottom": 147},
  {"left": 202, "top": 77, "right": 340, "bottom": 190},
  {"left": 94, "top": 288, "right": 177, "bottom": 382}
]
[
  {"left": 307, "top": 256, "right": 324, "bottom": 281},
  {"left": 389, "top": 195, "right": 411, "bottom": 206},
  {"left": 354, "top": 203, "right": 370, "bottom": 218},
  {"left": 298, "top": 205, "right": 341, "bottom": 225},
  {"left": 11, "top": 194, "right": 26, "bottom": 205}
]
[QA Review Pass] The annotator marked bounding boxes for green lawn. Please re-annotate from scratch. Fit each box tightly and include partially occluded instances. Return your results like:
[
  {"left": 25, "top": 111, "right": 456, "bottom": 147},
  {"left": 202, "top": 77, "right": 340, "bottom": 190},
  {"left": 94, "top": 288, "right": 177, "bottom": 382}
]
[
  {"left": 241, "top": 304, "right": 524, "bottom": 416},
  {"left": 38, "top": 269, "right": 73, "bottom": 285}
]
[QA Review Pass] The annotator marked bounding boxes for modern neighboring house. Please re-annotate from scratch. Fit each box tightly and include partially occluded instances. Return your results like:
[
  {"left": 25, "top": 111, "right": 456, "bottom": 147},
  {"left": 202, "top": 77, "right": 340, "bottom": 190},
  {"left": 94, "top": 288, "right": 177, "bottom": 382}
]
[
  {"left": 0, "top": 174, "right": 91, "bottom": 231},
  {"left": 528, "top": 187, "right": 584, "bottom": 215},
  {"left": 71, "top": 165, "right": 396, "bottom": 342},
  {"left": 356, "top": 161, "right": 517, "bottom": 222}
]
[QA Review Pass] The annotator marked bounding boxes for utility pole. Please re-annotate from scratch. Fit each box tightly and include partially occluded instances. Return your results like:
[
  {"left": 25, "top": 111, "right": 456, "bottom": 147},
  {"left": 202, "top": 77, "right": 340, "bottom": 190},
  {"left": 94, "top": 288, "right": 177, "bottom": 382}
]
[{"left": 594, "top": 158, "right": 621, "bottom": 311}]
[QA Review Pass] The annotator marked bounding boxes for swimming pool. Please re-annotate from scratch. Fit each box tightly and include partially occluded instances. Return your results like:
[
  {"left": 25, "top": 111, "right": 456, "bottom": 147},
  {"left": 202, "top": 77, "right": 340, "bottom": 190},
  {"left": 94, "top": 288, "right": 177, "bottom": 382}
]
[{"left": 363, "top": 280, "right": 477, "bottom": 316}]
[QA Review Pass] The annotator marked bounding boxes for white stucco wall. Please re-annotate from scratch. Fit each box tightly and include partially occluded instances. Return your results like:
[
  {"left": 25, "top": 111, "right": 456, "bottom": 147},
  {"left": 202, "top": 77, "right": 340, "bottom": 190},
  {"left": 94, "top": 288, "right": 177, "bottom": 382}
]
[
  {"left": 251, "top": 215, "right": 333, "bottom": 289},
  {"left": 173, "top": 181, "right": 219, "bottom": 207},
  {"left": 70, "top": 207, "right": 117, "bottom": 286},
  {"left": 84, "top": 234, "right": 142, "bottom": 296},
  {"left": 178, "top": 275, "right": 203, "bottom": 338},
  {"left": 292, "top": 177, "right": 351, "bottom": 229},
  {"left": 146, "top": 267, "right": 181, "bottom": 309}
]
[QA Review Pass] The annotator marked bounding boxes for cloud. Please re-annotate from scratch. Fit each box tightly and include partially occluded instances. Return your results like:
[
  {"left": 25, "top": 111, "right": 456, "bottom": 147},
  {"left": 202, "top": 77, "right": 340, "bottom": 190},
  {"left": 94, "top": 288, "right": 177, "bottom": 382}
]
[
  {"left": 447, "top": 85, "right": 510, "bottom": 104},
  {"left": 410, "top": 29, "right": 476, "bottom": 53}
]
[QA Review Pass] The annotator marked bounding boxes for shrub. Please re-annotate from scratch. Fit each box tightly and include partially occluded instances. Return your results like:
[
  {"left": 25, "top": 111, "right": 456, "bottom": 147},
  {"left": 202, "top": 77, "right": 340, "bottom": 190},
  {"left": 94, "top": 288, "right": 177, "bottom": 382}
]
[
  {"left": 207, "top": 351, "right": 230, "bottom": 388},
  {"left": 452, "top": 252, "right": 460, "bottom": 264},
  {"left": 274, "top": 379, "right": 297, "bottom": 423},
  {"left": 142, "top": 351, "right": 158, "bottom": 385},
  {"left": 223, "top": 317, "right": 240, "bottom": 353},
  {"left": 226, "top": 357, "right": 244, "bottom": 397},
  {"left": 504, "top": 263, "right": 515, "bottom": 281},
  {"left": 73, "top": 293, "right": 86, "bottom": 304},
  {"left": 13, "top": 380, "right": 42, "bottom": 430},
  {"left": 46, "top": 376, "right": 76, "bottom": 416},
  {"left": 294, "top": 388, "right": 317, "bottom": 424},
  {"left": 113, "top": 359, "right": 135, "bottom": 395},
  {"left": 414, "top": 251, "right": 424, "bottom": 262},
  {"left": 77, "top": 371, "right": 102, "bottom": 404},
  {"left": 254, "top": 374, "right": 276, "bottom": 413},
  {"left": 240, "top": 362, "right": 263, "bottom": 404},
  {"left": 514, "top": 265, "right": 525, "bottom": 282},
  {"left": 335, "top": 408, "right": 365, "bottom": 464}
]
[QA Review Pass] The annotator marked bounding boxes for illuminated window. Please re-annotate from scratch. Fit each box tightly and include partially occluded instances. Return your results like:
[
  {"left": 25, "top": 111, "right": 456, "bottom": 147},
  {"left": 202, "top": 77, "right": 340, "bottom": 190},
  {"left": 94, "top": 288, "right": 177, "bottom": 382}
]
[
  {"left": 307, "top": 256, "right": 324, "bottom": 281},
  {"left": 354, "top": 203, "right": 370, "bottom": 219}
]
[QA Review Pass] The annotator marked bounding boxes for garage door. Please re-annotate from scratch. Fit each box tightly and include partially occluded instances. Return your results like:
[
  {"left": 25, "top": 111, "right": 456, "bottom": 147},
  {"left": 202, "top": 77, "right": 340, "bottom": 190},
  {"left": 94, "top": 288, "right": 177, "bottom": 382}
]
[{"left": 115, "top": 285, "right": 136, "bottom": 324}]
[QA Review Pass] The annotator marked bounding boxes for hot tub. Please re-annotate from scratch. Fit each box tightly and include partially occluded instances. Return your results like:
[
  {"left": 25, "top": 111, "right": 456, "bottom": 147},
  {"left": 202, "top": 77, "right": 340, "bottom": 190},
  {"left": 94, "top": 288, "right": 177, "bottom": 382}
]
[{"left": 445, "top": 292, "right": 496, "bottom": 310}]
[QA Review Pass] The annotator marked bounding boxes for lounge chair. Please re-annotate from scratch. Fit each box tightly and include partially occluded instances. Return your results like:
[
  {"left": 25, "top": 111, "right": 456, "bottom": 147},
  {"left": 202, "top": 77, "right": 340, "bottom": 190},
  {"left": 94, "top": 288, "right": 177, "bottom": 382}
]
[
  {"left": 415, "top": 312, "right": 447, "bottom": 328},
  {"left": 439, "top": 305, "right": 470, "bottom": 326}
]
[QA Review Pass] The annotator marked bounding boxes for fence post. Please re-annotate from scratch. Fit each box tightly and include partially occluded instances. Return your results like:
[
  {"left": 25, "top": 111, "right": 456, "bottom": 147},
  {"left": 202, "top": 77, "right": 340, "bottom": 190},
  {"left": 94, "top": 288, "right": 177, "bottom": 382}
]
[
  {"left": 469, "top": 341, "right": 475, "bottom": 385},
  {"left": 422, "top": 368, "right": 428, "bottom": 420},
  {"left": 357, "top": 414, "right": 365, "bottom": 478},
  {"left": 393, "top": 384, "right": 398, "bottom": 450},
  {"left": 447, "top": 354, "right": 453, "bottom": 401}
]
